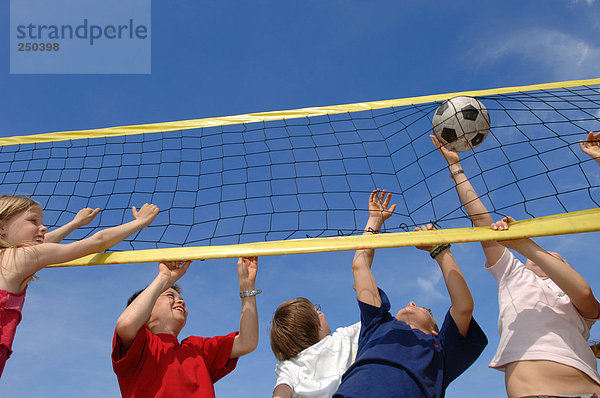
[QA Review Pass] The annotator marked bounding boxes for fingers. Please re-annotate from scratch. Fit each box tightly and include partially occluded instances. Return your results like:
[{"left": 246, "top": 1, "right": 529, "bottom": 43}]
[
  {"left": 161, "top": 260, "right": 191, "bottom": 269},
  {"left": 413, "top": 224, "right": 435, "bottom": 232},
  {"left": 491, "top": 216, "right": 515, "bottom": 230}
]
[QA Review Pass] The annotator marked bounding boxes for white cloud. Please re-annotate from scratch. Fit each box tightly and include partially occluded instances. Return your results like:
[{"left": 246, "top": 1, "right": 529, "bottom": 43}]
[
  {"left": 416, "top": 266, "right": 445, "bottom": 301},
  {"left": 473, "top": 28, "right": 600, "bottom": 79}
]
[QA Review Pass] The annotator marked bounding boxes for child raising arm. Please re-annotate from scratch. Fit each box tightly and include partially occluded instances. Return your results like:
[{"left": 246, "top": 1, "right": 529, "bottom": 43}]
[
  {"left": 432, "top": 135, "right": 600, "bottom": 396},
  {"left": 112, "top": 257, "right": 259, "bottom": 398},
  {"left": 0, "top": 196, "right": 158, "bottom": 377},
  {"left": 334, "top": 189, "right": 486, "bottom": 398}
]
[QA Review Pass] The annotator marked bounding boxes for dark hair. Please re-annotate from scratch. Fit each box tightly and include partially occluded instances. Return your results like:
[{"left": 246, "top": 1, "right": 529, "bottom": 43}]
[
  {"left": 126, "top": 284, "right": 182, "bottom": 307},
  {"left": 270, "top": 297, "right": 321, "bottom": 361}
]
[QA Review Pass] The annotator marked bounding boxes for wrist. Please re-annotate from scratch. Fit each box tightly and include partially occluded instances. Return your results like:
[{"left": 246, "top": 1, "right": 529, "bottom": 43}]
[
  {"left": 448, "top": 162, "right": 462, "bottom": 172},
  {"left": 239, "top": 281, "right": 256, "bottom": 291},
  {"left": 429, "top": 243, "right": 451, "bottom": 259},
  {"left": 365, "top": 218, "right": 383, "bottom": 232}
]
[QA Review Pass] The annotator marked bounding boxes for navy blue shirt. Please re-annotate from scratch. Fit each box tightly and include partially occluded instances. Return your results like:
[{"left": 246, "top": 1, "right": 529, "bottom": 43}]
[{"left": 334, "top": 289, "right": 487, "bottom": 398}]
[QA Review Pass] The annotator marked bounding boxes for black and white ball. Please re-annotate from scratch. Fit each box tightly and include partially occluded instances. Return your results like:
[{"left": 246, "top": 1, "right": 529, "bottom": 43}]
[{"left": 432, "top": 96, "right": 491, "bottom": 152}]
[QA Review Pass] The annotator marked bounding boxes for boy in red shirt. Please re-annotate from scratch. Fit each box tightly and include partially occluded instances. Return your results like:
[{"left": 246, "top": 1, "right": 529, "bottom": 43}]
[{"left": 111, "top": 257, "right": 260, "bottom": 398}]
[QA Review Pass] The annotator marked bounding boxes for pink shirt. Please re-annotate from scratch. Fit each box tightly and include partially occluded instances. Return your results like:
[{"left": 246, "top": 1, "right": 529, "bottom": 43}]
[
  {"left": 0, "top": 287, "right": 26, "bottom": 377},
  {"left": 486, "top": 248, "right": 600, "bottom": 384}
]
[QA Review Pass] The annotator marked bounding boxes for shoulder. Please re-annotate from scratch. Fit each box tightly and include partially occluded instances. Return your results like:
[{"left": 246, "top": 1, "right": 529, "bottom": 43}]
[{"left": 485, "top": 248, "right": 523, "bottom": 280}]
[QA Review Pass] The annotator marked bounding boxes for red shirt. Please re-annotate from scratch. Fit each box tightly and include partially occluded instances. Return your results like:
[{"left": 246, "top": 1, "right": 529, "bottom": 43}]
[{"left": 112, "top": 327, "right": 238, "bottom": 398}]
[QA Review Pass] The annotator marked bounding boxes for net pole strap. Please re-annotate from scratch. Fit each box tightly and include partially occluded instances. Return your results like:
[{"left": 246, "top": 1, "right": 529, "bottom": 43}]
[{"left": 51, "top": 208, "right": 600, "bottom": 267}]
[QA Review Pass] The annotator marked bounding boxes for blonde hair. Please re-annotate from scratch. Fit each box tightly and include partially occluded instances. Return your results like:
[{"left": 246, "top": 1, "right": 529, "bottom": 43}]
[
  {"left": 0, "top": 195, "right": 42, "bottom": 280},
  {"left": 270, "top": 297, "right": 321, "bottom": 361},
  {"left": 0, "top": 195, "right": 41, "bottom": 247}
]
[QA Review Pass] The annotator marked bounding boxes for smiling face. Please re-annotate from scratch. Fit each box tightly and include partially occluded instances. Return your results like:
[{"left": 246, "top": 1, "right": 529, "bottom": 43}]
[
  {"left": 395, "top": 301, "right": 439, "bottom": 335},
  {"left": 146, "top": 288, "right": 187, "bottom": 336},
  {"left": 1, "top": 205, "right": 47, "bottom": 246}
]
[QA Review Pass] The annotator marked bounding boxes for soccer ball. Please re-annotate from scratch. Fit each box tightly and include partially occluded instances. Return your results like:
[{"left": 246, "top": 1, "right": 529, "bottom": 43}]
[{"left": 432, "top": 96, "right": 491, "bottom": 152}]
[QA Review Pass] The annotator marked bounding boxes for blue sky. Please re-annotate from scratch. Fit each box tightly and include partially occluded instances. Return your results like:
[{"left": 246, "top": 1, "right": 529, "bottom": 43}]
[{"left": 1, "top": 1, "right": 600, "bottom": 397}]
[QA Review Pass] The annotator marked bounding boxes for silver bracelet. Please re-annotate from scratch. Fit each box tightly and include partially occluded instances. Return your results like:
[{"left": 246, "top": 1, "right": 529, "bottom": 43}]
[
  {"left": 450, "top": 169, "right": 464, "bottom": 179},
  {"left": 429, "top": 243, "right": 451, "bottom": 259},
  {"left": 240, "top": 289, "right": 262, "bottom": 298}
]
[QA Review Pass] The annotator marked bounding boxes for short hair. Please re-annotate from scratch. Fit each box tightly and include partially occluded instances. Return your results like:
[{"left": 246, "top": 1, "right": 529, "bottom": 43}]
[
  {"left": 270, "top": 297, "right": 320, "bottom": 361},
  {"left": 126, "top": 284, "right": 182, "bottom": 307}
]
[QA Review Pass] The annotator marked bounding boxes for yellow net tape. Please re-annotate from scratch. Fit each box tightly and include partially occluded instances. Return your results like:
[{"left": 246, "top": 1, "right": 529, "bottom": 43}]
[
  {"left": 52, "top": 208, "right": 600, "bottom": 267},
  {"left": 3, "top": 77, "right": 600, "bottom": 147}
]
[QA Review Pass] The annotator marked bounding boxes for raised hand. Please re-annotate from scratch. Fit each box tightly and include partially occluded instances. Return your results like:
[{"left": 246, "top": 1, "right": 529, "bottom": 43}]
[
  {"left": 579, "top": 131, "right": 600, "bottom": 162},
  {"left": 238, "top": 256, "right": 258, "bottom": 290},
  {"left": 72, "top": 207, "right": 100, "bottom": 227},
  {"left": 413, "top": 224, "right": 437, "bottom": 251},
  {"left": 132, "top": 203, "right": 160, "bottom": 227},
  {"left": 490, "top": 216, "right": 528, "bottom": 250},
  {"left": 368, "top": 189, "right": 397, "bottom": 223},
  {"left": 158, "top": 260, "right": 192, "bottom": 287},
  {"left": 430, "top": 134, "right": 461, "bottom": 166}
]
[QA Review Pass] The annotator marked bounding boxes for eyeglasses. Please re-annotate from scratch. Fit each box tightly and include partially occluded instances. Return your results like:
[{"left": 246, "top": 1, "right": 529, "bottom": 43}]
[{"left": 314, "top": 304, "right": 321, "bottom": 312}]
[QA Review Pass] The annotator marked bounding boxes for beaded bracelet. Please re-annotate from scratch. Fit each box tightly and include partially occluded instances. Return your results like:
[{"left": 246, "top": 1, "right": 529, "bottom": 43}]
[
  {"left": 429, "top": 243, "right": 451, "bottom": 259},
  {"left": 240, "top": 289, "right": 262, "bottom": 298},
  {"left": 449, "top": 169, "right": 464, "bottom": 179}
]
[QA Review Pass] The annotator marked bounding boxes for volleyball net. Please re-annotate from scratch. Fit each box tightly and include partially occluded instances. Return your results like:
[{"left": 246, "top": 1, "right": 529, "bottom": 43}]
[{"left": 1, "top": 78, "right": 599, "bottom": 266}]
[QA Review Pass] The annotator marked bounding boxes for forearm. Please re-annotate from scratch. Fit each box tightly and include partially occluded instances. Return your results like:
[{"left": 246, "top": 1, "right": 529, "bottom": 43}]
[
  {"left": 511, "top": 240, "right": 595, "bottom": 307},
  {"left": 436, "top": 250, "right": 473, "bottom": 314},
  {"left": 89, "top": 219, "right": 148, "bottom": 252},
  {"left": 352, "top": 216, "right": 383, "bottom": 270},
  {"left": 230, "top": 278, "right": 258, "bottom": 358},
  {"left": 436, "top": 249, "right": 473, "bottom": 336},
  {"left": 449, "top": 164, "right": 493, "bottom": 227},
  {"left": 44, "top": 221, "right": 80, "bottom": 243},
  {"left": 351, "top": 216, "right": 383, "bottom": 307},
  {"left": 116, "top": 274, "right": 171, "bottom": 341}
]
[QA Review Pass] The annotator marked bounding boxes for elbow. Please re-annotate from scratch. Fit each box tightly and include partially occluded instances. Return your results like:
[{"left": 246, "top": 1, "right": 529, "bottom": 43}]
[
  {"left": 237, "top": 339, "right": 258, "bottom": 357},
  {"left": 454, "top": 300, "right": 474, "bottom": 319},
  {"left": 115, "top": 317, "right": 140, "bottom": 341},
  {"left": 89, "top": 230, "right": 113, "bottom": 252}
]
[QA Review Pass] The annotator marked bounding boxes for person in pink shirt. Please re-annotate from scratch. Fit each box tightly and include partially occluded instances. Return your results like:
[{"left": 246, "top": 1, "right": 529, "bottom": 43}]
[
  {"left": 0, "top": 195, "right": 158, "bottom": 378},
  {"left": 432, "top": 135, "right": 600, "bottom": 397}
]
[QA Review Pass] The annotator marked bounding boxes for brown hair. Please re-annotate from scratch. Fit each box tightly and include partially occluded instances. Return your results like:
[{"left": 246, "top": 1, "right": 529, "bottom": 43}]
[
  {"left": 270, "top": 297, "right": 321, "bottom": 361},
  {"left": 126, "top": 284, "right": 182, "bottom": 307},
  {"left": 0, "top": 195, "right": 41, "bottom": 249}
]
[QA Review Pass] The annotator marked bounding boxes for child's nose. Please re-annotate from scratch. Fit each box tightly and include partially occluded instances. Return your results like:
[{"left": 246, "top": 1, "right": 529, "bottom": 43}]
[{"left": 408, "top": 302, "right": 416, "bottom": 307}]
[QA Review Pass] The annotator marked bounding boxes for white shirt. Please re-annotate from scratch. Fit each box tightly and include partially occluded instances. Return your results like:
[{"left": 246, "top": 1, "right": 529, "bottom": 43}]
[
  {"left": 486, "top": 248, "right": 600, "bottom": 384},
  {"left": 274, "top": 322, "right": 361, "bottom": 398}
]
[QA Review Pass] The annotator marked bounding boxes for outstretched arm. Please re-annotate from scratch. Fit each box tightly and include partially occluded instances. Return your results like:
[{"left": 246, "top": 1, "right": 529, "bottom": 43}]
[
  {"left": 44, "top": 207, "right": 100, "bottom": 243},
  {"left": 230, "top": 256, "right": 259, "bottom": 358},
  {"left": 579, "top": 131, "right": 600, "bottom": 167},
  {"left": 115, "top": 260, "right": 191, "bottom": 350},
  {"left": 352, "top": 189, "right": 397, "bottom": 307},
  {"left": 414, "top": 224, "right": 474, "bottom": 336},
  {"left": 492, "top": 216, "right": 600, "bottom": 319},
  {"left": 14, "top": 204, "right": 159, "bottom": 286},
  {"left": 431, "top": 135, "right": 505, "bottom": 265}
]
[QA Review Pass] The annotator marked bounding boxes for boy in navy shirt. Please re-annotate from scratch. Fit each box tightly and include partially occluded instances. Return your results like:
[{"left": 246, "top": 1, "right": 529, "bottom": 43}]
[{"left": 334, "top": 189, "right": 487, "bottom": 398}]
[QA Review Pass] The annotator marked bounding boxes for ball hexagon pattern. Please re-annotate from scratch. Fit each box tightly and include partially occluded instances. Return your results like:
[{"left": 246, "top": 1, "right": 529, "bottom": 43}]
[{"left": 432, "top": 96, "right": 491, "bottom": 152}]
